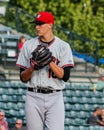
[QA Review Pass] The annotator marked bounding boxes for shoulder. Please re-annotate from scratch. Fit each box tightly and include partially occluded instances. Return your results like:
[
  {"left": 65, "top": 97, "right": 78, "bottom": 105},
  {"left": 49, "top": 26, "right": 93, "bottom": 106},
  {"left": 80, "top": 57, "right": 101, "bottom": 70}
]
[
  {"left": 55, "top": 36, "right": 67, "bottom": 44},
  {"left": 24, "top": 37, "right": 38, "bottom": 45},
  {"left": 22, "top": 37, "right": 39, "bottom": 50},
  {"left": 55, "top": 36, "right": 71, "bottom": 47}
]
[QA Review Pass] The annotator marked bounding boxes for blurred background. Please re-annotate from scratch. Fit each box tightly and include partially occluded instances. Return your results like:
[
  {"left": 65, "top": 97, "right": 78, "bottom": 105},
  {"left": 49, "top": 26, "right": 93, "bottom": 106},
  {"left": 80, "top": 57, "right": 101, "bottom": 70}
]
[{"left": 0, "top": 0, "right": 104, "bottom": 129}]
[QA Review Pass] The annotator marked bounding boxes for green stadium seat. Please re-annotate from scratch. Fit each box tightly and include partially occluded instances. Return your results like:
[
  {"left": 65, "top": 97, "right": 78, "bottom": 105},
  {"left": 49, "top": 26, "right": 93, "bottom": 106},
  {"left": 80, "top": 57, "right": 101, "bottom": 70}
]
[
  {"left": 8, "top": 109, "right": 15, "bottom": 116},
  {"left": 65, "top": 126, "right": 70, "bottom": 130},
  {"left": 17, "top": 88, "right": 26, "bottom": 95},
  {"left": 69, "top": 126, "right": 79, "bottom": 130},
  {"left": 0, "top": 88, "right": 3, "bottom": 94},
  {"left": 78, "top": 111, "right": 88, "bottom": 119},
  {"left": 100, "top": 97, "right": 104, "bottom": 103},
  {"left": 7, "top": 102, "right": 14, "bottom": 109},
  {"left": 1, "top": 94, "right": 8, "bottom": 101},
  {"left": 93, "top": 91, "right": 102, "bottom": 98},
  {"left": 71, "top": 96, "right": 79, "bottom": 103},
  {"left": 0, "top": 102, "right": 7, "bottom": 110},
  {"left": 74, "top": 103, "right": 82, "bottom": 111},
  {"left": 84, "top": 90, "right": 91, "bottom": 97},
  {"left": 21, "top": 95, "right": 26, "bottom": 101},
  {"left": 19, "top": 109, "right": 25, "bottom": 117},
  {"left": 17, "top": 102, "right": 24, "bottom": 109},
  {"left": 1, "top": 82, "right": 10, "bottom": 88},
  {"left": 74, "top": 90, "right": 83, "bottom": 97},
  {"left": 69, "top": 111, "right": 78, "bottom": 118},
  {"left": 65, "top": 118, "right": 76, "bottom": 126},
  {"left": 63, "top": 89, "right": 72, "bottom": 97},
  {"left": 65, "top": 118, "right": 70, "bottom": 125},
  {"left": 12, "top": 95, "right": 19, "bottom": 101},
  {"left": 65, "top": 103, "right": 72, "bottom": 111},
  {"left": 79, "top": 97, "right": 88, "bottom": 103},
  {"left": 65, "top": 111, "right": 70, "bottom": 118},
  {"left": 64, "top": 96, "right": 71, "bottom": 103},
  {"left": 79, "top": 126, "right": 89, "bottom": 130},
  {"left": 8, "top": 88, "right": 15, "bottom": 95},
  {"left": 89, "top": 126, "right": 104, "bottom": 130},
  {"left": 82, "top": 104, "right": 91, "bottom": 111}
]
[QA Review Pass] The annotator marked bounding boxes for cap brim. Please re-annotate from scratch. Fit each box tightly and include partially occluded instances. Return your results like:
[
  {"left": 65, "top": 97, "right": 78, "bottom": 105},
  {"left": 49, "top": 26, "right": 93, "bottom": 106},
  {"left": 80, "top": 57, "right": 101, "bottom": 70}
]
[{"left": 30, "top": 20, "right": 46, "bottom": 25}]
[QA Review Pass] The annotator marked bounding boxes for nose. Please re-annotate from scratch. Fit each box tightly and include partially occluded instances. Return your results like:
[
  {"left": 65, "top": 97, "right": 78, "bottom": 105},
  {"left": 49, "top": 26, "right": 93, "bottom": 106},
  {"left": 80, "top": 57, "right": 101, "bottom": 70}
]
[{"left": 35, "top": 25, "right": 40, "bottom": 29}]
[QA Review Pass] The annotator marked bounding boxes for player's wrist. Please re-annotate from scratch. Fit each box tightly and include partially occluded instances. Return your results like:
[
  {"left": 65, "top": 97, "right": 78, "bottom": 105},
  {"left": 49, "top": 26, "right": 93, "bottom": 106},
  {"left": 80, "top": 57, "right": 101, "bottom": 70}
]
[{"left": 30, "top": 59, "right": 37, "bottom": 70}]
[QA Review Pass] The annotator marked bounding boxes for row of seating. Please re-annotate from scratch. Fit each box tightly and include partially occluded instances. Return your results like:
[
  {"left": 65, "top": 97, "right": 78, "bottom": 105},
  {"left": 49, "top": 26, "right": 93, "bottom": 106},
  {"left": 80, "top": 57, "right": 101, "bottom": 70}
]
[
  {"left": 1, "top": 88, "right": 103, "bottom": 99},
  {"left": 64, "top": 89, "right": 104, "bottom": 97},
  {"left": 65, "top": 126, "right": 104, "bottom": 130}
]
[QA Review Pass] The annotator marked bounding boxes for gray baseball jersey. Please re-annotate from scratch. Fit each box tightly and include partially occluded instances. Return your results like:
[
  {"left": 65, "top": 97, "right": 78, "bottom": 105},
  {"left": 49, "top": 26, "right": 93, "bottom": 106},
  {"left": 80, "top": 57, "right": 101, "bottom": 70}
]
[{"left": 16, "top": 36, "right": 74, "bottom": 90}]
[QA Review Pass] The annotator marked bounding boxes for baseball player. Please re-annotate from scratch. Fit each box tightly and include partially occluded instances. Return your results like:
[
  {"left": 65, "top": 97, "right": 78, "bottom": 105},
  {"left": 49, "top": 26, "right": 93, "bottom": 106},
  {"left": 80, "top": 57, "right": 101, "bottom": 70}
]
[{"left": 16, "top": 11, "right": 74, "bottom": 130}]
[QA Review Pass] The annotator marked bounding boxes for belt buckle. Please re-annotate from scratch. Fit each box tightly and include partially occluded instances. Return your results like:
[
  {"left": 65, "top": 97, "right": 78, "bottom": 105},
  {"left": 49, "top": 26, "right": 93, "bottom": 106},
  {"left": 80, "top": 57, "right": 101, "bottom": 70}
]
[
  {"left": 40, "top": 87, "right": 51, "bottom": 93},
  {"left": 33, "top": 88, "right": 37, "bottom": 92},
  {"left": 46, "top": 88, "right": 52, "bottom": 93}
]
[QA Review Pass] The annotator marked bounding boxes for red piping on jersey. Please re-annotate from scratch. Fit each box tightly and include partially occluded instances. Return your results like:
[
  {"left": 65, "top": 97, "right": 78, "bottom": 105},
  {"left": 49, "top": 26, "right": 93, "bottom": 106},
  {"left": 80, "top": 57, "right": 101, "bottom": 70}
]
[
  {"left": 62, "top": 64, "right": 74, "bottom": 68},
  {"left": 16, "top": 64, "right": 27, "bottom": 69},
  {"left": 47, "top": 38, "right": 55, "bottom": 47}
]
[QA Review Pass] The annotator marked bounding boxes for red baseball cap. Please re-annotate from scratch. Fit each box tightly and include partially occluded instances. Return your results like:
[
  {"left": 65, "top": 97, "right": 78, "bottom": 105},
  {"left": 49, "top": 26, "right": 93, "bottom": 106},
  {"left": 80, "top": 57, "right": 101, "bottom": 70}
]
[{"left": 31, "top": 11, "right": 54, "bottom": 25}]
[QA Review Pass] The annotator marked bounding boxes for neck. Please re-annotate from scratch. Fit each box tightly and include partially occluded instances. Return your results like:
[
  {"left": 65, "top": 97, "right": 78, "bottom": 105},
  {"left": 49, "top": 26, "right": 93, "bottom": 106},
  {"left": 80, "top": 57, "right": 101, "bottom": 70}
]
[{"left": 40, "top": 32, "right": 54, "bottom": 42}]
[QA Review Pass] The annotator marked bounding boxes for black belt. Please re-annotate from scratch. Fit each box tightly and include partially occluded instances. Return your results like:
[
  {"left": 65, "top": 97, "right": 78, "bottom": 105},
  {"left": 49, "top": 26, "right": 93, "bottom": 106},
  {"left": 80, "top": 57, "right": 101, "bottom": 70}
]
[{"left": 28, "top": 87, "right": 61, "bottom": 94}]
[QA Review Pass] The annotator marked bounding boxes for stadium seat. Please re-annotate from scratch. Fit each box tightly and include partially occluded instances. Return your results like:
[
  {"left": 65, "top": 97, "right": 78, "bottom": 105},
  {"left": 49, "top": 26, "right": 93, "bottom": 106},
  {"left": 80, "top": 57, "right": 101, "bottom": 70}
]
[
  {"left": 63, "top": 89, "right": 72, "bottom": 97},
  {"left": 82, "top": 104, "right": 91, "bottom": 111},
  {"left": 93, "top": 91, "right": 102, "bottom": 98},
  {"left": 8, "top": 88, "right": 15, "bottom": 95},
  {"left": 100, "top": 97, "right": 104, "bottom": 104},
  {"left": 79, "top": 97, "right": 88, "bottom": 103},
  {"left": 74, "top": 90, "right": 83, "bottom": 97},
  {"left": 19, "top": 109, "right": 25, "bottom": 117},
  {"left": 71, "top": 96, "right": 79, "bottom": 103},
  {"left": 9, "top": 109, "right": 17, "bottom": 116},
  {"left": 6, "top": 102, "right": 14, "bottom": 109},
  {"left": 79, "top": 126, "right": 89, "bottom": 130},
  {"left": 69, "top": 111, "right": 78, "bottom": 118},
  {"left": 17, "top": 102, "right": 25, "bottom": 109},
  {"left": 84, "top": 90, "right": 92, "bottom": 97},
  {"left": 73, "top": 103, "right": 81, "bottom": 111},
  {"left": 65, "top": 103, "right": 72, "bottom": 110},
  {"left": 75, "top": 118, "right": 86, "bottom": 125},
  {"left": 0, "top": 102, "right": 7, "bottom": 110},
  {"left": 1, "top": 94, "right": 8, "bottom": 101},
  {"left": 64, "top": 96, "right": 72, "bottom": 103},
  {"left": 17, "top": 88, "right": 26, "bottom": 95},
  {"left": 89, "top": 126, "right": 104, "bottom": 130},
  {"left": 0, "top": 88, "right": 3, "bottom": 94},
  {"left": 78, "top": 111, "right": 88, "bottom": 119},
  {"left": 21, "top": 95, "right": 26, "bottom": 101}
]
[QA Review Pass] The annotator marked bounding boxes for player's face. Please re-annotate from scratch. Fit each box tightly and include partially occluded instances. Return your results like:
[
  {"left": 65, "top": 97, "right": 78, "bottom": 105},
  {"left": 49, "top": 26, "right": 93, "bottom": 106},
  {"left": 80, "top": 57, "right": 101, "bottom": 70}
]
[{"left": 35, "top": 23, "right": 53, "bottom": 37}]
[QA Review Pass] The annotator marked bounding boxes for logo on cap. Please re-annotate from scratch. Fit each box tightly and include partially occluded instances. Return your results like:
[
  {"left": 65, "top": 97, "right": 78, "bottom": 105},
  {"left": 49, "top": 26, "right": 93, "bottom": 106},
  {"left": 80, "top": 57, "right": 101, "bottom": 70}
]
[
  {"left": 36, "top": 14, "right": 41, "bottom": 18},
  {"left": 35, "top": 12, "right": 54, "bottom": 24}
]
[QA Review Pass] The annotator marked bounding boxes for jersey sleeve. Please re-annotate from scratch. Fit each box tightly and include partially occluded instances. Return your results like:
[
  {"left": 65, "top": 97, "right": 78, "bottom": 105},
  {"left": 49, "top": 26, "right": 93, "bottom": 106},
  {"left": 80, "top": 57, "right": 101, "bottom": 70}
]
[
  {"left": 59, "top": 42, "right": 74, "bottom": 68},
  {"left": 16, "top": 41, "right": 31, "bottom": 69}
]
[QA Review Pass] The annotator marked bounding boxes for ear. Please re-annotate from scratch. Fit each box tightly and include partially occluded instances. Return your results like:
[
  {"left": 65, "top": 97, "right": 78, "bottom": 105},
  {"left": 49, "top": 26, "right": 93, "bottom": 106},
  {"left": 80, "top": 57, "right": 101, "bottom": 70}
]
[{"left": 48, "top": 23, "right": 53, "bottom": 28}]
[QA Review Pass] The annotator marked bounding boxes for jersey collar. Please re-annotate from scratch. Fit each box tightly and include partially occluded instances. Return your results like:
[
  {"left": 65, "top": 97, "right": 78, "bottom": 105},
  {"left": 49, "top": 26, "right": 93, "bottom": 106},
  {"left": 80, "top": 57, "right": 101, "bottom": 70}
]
[{"left": 38, "top": 37, "right": 55, "bottom": 47}]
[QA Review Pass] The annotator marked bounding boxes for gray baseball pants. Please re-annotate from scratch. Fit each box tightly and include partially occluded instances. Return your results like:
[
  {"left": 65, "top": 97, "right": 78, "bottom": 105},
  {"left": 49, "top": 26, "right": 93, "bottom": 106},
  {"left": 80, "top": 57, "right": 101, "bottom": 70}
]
[{"left": 25, "top": 90, "right": 65, "bottom": 130}]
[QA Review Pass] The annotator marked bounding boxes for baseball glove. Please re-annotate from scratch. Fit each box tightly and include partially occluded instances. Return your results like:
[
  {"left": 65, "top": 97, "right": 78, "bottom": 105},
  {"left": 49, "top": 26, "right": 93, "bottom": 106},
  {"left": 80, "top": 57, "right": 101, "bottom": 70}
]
[{"left": 31, "top": 44, "right": 53, "bottom": 70}]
